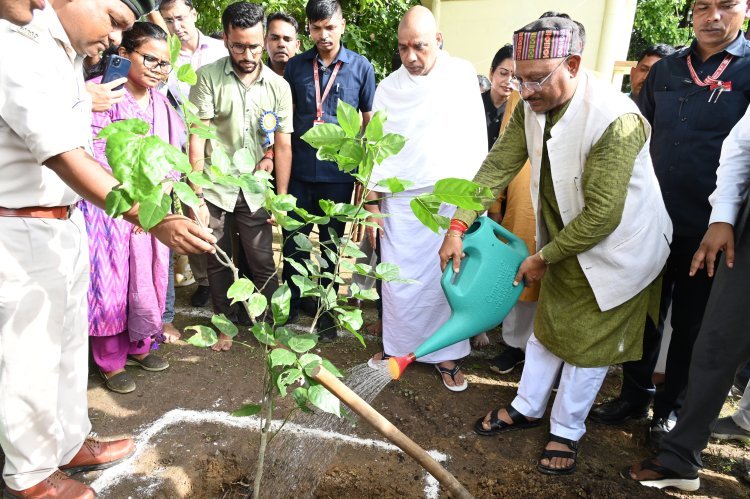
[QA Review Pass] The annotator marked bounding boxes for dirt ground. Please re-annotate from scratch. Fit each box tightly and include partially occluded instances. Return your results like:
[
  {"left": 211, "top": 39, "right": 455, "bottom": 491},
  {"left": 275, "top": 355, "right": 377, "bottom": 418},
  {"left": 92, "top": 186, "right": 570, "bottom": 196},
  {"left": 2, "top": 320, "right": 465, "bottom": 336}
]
[{"left": 1, "top": 283, "right": 749, "bottom": 498}]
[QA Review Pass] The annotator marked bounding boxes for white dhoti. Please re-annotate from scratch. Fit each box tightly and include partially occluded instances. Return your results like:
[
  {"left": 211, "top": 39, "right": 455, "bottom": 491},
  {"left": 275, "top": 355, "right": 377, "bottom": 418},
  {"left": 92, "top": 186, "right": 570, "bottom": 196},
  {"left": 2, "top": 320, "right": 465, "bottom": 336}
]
[
  {"left": 380, "top": 188, "right": 470, "bottom": 364},
  {"left": 0, "top": 211, "right": 91, "bottom": 489},
  {"left": 502, "top": 301, "right": 537, "bottom": 351},
  {"left": 511, "top": 333, "right": 607, "bottom": 441}
]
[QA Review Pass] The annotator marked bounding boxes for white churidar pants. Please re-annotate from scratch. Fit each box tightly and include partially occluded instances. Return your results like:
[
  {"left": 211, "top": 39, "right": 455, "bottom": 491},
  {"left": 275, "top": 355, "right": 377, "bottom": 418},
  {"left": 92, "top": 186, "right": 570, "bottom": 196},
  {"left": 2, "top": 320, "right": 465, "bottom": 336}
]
[
  {"left": 380, "top": 188, "right": 470, "bottom": 364},
  {"left": 732, "top": 382, "right": 750, "bottom": 431},
  {"left": 0, "top": 211, "right": 91, "bottom": 489},
  {"left": 511, "top": 334, "right": 608, "bottom": 441},
  {"left": 502, "top": 301, "right": 537, "bottom": 351}
]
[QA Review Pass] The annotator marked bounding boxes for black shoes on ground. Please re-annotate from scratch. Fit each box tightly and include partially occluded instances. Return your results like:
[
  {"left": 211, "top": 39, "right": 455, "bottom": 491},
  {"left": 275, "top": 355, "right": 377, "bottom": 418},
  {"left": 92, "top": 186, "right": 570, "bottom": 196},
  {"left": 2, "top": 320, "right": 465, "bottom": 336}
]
[
  {"left": 190, "top": 284, "right": 210, "bottom": 307},
  {"left": 648, "top": 417, "right": 676, "bottom": 452},
  {"left": 489, "top": 346, "right": 525, "bottom": 374},
  {"left": 589, "top": 397, "right": 650, "bottom": 425}
]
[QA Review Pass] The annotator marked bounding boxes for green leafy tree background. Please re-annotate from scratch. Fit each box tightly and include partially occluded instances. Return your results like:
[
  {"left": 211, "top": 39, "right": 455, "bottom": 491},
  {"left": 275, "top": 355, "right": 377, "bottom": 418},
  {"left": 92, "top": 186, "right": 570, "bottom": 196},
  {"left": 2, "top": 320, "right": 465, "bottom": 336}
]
[
  {"left": 193, "top": 0, "right": 420, "bottom": 80},
  {"left": 628, "top": 0, "right": 693, "bottom": 60}
]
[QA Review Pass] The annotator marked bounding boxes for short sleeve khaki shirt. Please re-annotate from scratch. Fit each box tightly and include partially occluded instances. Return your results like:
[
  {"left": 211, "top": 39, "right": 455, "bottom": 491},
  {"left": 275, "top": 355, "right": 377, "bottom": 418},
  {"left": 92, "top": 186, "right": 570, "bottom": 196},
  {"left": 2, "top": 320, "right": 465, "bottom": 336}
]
[
  {"left": 0, "top": 7, "right": 91, "bottom": 208},
  {"left": 190, "top": 59, "right": 293, "bottom": 212}
]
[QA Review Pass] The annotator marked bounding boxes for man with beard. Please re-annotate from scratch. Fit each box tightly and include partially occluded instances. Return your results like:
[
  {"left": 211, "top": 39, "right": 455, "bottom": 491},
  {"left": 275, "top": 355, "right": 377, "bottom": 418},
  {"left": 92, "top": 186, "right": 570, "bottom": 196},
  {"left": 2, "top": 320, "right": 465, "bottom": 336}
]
[
  {"left": 0, "top": 1, "right": 217, "bottom": 497},
  {"left": 282, "top": 0, "right": 376, "bottom": 341},
  {"left": 189, "top": 1, "right": 293, "bottom": 351},
  {"left": 265, "top": 11, "right": 300, "bottom": 76}
]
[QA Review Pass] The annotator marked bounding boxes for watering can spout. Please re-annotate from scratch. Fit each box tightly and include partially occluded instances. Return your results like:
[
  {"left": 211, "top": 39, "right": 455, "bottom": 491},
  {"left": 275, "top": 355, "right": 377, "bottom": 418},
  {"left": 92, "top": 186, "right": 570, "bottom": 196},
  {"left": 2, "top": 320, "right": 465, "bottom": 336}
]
[{"left": 388, "top": 353, "right": 416, "bottom": 380}]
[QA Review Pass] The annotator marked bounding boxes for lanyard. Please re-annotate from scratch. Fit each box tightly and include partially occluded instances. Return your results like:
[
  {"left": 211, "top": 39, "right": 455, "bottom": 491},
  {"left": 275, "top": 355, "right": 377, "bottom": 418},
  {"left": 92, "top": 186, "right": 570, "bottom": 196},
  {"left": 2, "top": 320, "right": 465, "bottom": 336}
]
[
  {"left": 686, "top": 53, "right": 733, "bottom": 87},
  {"left": 313, "top": 57, "right": 342, "bottom": 120}
]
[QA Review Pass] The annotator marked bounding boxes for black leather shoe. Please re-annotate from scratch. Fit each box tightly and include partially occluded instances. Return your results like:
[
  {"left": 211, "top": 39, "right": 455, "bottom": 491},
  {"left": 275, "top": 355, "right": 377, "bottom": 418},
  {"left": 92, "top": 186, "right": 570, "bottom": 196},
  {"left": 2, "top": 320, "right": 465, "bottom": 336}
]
[
  {"left": 589, "top": 397, "right": 649, "bottom": 425},
  {"left": 648, "top": 417, "right": 676, "bottom": 452},
  {"left": 316, "top": 313, "right": 338, "bottom": 343},
  {"left": 190, "top": 285, "right": 210, "bottom": 307}
]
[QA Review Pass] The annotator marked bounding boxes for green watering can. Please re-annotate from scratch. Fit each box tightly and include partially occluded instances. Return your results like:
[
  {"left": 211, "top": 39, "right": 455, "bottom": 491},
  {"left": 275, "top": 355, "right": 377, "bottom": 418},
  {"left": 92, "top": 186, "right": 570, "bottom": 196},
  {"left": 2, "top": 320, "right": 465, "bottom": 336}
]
[{"left": 388, "top": 216, "right": 530, "bottom": 379}]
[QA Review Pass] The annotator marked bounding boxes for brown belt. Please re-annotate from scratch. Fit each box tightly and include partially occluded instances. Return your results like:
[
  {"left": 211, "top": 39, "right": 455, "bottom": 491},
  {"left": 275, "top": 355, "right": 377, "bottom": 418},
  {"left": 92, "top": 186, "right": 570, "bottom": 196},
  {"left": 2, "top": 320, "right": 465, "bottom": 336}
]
[{"left": 0, "top": 205, "right": 75, "bottom": 220}]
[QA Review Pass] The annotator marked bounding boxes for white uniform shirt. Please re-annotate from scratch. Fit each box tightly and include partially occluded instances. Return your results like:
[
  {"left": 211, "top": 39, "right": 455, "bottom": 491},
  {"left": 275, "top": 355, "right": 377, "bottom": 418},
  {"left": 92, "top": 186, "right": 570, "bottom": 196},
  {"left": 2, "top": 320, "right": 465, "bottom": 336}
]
[
  {"left": 165, "top": 30, "right": 226, "bottom": 105},
  {"left": 710, "top": 106, "right": 750, "bottom": 226},
  {"left": 0, "top": 6, "right": 90, "bottom": 208}
]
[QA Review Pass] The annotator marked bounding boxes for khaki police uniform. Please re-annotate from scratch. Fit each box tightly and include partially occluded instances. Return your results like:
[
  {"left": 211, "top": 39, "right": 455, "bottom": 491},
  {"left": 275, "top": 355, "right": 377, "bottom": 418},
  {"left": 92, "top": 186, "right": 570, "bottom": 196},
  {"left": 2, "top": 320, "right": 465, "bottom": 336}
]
[{"left": 0, "top": 7, "right": 93, "bottom": 490}]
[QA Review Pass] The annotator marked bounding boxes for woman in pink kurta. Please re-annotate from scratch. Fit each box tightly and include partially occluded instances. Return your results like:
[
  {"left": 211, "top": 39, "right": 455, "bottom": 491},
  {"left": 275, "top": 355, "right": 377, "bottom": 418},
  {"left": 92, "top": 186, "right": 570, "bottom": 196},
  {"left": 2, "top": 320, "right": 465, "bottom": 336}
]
[{"left": 82, "top": 22, "right": 186, "bottom": 393}]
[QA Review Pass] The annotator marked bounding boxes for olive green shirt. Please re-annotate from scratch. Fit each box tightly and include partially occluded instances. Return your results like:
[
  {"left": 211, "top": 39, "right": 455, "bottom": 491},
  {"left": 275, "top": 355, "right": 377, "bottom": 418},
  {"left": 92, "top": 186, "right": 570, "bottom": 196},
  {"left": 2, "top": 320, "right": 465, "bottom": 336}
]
[
  {"left": 190, "top": 58, "right": 293, "bottom": 212},
  {"left": 456, "top": 103, "right": 661, "bottom": 366}
]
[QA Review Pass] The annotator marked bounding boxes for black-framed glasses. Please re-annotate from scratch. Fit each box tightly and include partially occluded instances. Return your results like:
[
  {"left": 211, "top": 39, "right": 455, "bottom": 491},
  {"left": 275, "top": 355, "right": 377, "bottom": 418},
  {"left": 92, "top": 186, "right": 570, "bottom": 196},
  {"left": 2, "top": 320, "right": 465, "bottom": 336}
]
[
  {"left": 133, "top": 50, "right": 172, "bottom": 73},
  {"left": 228, "top": 42, "right": 264, "bottom": 55},
  {"left": 510, "top": 56, "right": 570, "bottom": 93}
]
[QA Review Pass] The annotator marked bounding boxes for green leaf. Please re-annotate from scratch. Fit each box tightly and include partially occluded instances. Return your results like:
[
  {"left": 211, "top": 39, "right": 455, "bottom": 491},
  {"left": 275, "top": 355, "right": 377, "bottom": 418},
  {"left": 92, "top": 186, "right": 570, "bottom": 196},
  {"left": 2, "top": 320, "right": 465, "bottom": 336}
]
[
  {"left": 291, "top": 275, "right": 318, "bottom": 297},
  {"left": 168, "top": 34, "right": 181, "bottom": 65},
  {"left": 308, "top": 383, "right": 341, "bottom": 416},
  {"left": 139, "top": 135, "right": 177, "bottom": 186},
  {"left": 104, "top": 131, "right": 141, "bottom": 186},
  {"left": 232, "top": 148, "right": 256, "bottom": 172},
  {"left": 288, "top": 334, "right": 318, "bottom": 353},
  {"left": 211, "top": 146, "right": 232, "bottom": 174},
  {"left": 185, "top": 325, "right": 218, "bottom": 347},
  {"left": 432, "top": 178, "right": 493, "bottom": 211},
  {"left": 342, "top": 239, "right": 367, "bottom": 259},
  {"left": 270, "top": 193, "right": 297, "bottom": 212},
  {"left": 211, "top": 314, "right": 239, "bottom": 338},
  {"left": 335, "top": 307, "right": 363, "bottom": 332},
  {"left": 271, "top": 283, "right": 291, "bottom": 325},
  {"left": 298, "top": 353, "right": 322, "bottom": 369},
  {"left": 176, "top": 63, "right": 197, "bottom": 86},
  {"left": 336, "top": 141, "right": 364, "bottom": 172},
  {"left": 187, "top": 171, "right": 214, "bottom": 189},
  {"left": 410, "top": 194, "right": 445, "bottom": 234},
  {"left": 292, "top": 233, "right": 313, "bottom": 252},
  {"left": 104, "top": 188, "right": 133, "bottom": 217},
  {"left": 230, "top": 403, "right": 261, "bottom": 417},
  {"left": 163, "top": 144, "right": 192, "bottom": 174},
  {"left": 98, "top": 119, "right": 149, "bottom": 139},
  {"left": 292, "top": 387, "right": 312, "bottom": 412},
  {"left": 252, "top": 322, "right": 275, "bottom": 346},
  {"left": 364, "top": 110, "right": 385, "bottom": 142},
  {"left": 269, "top": 347, "right": 297, "bottom": 367},
  {"left": 284, "top": 257, "right": 309, "bottom": 277},
  {"left": 275, "top": 213, "right": 305, "bottom": 231},
  {"left": 274, "top": 327, "right": 295, "bottom": 346},
  {"left": 375, "top": 262, "right": 401, "bottom": 281},
  {"left": 227, "top": 278, "right": 255, "bottom": 303},
  {"left": 172, "top": 181, "right": 201, "bottom": 210},
  {"left": 246, "top": 293, "right": 268, "bottom": 319},
  {"left": 301, "top": 123, "right": 347, "bottom": 149},
  {"left": 138, "top": 189, "right": 171, "bottom": 231},
  {"left": 276, "top": 368, "right": 303, "bottom": 396},
  {"left": 375, "top": 133, "right": 407, "bottom": 163},
  {"left": 322, "top": 359, "right": 343, "bottom": 378},
  {"left": 336, "top": 100, "right": 361, "bottom": 138},
  {"left": 376, "top": 177, "right": 413, "bottom": 194}
]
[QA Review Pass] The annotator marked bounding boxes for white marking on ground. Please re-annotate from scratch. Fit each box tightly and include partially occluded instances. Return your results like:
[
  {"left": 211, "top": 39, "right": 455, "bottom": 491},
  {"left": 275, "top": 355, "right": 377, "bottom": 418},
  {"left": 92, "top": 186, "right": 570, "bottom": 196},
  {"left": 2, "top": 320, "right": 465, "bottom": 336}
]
[{"left": 91, "top": 408, "right": 450, "bottom": 498}]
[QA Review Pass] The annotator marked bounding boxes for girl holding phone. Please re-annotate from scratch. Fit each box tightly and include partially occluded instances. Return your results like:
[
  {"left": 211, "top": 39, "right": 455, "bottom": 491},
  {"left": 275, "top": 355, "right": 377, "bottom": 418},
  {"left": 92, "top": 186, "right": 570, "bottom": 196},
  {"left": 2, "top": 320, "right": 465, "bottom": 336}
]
[{"left": 82, "top": 22, "right": 185, "bottom": 394}]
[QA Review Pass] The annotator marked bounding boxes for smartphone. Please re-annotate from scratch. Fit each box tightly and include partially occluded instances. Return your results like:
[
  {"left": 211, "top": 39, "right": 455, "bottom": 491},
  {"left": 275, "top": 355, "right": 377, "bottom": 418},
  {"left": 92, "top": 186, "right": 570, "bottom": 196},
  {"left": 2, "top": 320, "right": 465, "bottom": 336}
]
[{"left": 102, "top": 54, "right": 131, "bottom": 90}]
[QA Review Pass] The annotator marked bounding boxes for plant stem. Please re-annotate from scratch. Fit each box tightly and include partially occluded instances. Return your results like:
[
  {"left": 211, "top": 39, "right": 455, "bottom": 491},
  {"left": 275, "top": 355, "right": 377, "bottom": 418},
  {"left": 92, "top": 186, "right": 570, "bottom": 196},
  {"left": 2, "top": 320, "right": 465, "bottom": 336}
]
[{"left": 253, "top": 381, "right": 274, "bottom": 499}]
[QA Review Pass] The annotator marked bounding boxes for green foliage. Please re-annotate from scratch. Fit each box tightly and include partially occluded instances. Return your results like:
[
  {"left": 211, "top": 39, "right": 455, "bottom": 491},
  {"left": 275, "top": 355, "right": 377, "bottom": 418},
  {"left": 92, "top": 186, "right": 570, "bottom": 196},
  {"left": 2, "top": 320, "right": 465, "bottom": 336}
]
[
  {"left": 629, "top": 0, "right": 693, "bottom": 60},
  {"left": 193, "top": 0, "right": 420, "bottom": 81}
]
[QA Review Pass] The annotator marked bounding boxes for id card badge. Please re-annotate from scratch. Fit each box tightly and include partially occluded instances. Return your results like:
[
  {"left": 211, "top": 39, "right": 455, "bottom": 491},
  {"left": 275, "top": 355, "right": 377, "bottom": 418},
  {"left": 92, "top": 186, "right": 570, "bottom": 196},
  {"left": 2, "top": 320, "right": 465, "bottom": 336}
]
[{"left": 313, "top": 118, "right": 325, "bottom": 127}]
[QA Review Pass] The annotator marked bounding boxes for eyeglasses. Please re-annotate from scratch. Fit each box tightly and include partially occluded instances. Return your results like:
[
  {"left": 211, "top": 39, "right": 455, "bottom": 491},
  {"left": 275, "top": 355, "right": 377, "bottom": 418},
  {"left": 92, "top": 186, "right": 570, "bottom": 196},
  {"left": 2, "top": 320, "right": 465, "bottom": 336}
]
[
  {"left": 228, "top": 42, "right": 264, "bottom": 55},
  {"left": 510, "top": 56, "right": 570, "bottom": 93},
  {"left": 133, "top": 50, "right": 172, "bottom": 73}
]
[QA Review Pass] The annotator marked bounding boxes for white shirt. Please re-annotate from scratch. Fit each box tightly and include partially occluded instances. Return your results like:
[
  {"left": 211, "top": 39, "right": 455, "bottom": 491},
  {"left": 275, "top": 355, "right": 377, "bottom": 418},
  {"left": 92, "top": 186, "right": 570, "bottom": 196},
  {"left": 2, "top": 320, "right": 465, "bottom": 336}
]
[
  {"left": 0, "top": 5, "right": 90, "bottom": 208},
  {"left": 165, "top": 30, "right": 226, "bottom": 105},
  {"left": 710, "top": 107, "right": 750, "bottom": 226}
]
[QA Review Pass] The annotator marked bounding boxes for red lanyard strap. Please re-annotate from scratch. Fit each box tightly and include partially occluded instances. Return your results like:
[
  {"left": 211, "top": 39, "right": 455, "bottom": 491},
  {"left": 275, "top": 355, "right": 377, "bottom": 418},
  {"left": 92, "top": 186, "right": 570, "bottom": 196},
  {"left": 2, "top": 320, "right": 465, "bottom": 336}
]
[
  {"left": 313, "top": 58, "right": 343, "bottom": 120},
  {"left": 687, "top": 53, "right": 733, "bottom": 87}
]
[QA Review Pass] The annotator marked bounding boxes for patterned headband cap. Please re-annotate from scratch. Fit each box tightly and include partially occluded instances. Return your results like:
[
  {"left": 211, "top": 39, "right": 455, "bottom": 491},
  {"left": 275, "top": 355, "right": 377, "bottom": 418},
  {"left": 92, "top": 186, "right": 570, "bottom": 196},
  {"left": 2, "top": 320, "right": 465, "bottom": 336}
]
[{"left": 513, "top": 28, "right": 573, "bottom": 61}]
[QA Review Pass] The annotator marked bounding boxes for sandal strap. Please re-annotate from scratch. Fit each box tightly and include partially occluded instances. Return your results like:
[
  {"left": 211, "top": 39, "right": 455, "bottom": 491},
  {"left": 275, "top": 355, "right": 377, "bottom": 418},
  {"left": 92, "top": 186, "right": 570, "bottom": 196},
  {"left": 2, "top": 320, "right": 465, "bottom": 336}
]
[
  {"left": 548, "top": 433, "right": 578, "bottom": 451},
  {"left": 436, "top": 363, "right": 461, "bottom": 378},
  {"left": 541, "top": 449, "right": 576, "bottom": 460},
  {"left": 639, "top": 458, "right": 682, "bottom": 479},
  {"left": 489, "top": 407, "right": 504, "bottom": 428},
  {"left": 506, "top": 405, "right": 533, "bottom": 425}
]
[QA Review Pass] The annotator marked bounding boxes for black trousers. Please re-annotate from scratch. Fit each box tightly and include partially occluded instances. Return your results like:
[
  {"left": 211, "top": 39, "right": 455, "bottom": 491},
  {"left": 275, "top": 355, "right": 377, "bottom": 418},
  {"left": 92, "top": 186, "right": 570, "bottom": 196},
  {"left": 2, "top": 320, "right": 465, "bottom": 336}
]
[
  {"left": 619, "top": 235, "right": 714, "bottom": 418},
  {"left": 281, "top": 179, "right": 354, "bottom": 312},
  {"left": 659, "top": 202, "right": 750, "bottom": 474}
]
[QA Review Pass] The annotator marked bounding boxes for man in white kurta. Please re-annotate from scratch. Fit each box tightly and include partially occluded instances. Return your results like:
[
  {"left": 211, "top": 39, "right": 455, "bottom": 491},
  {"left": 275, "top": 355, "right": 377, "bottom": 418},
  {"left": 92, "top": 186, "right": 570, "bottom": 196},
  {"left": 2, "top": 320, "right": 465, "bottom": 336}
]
[{"left": 365, "top": 6, "right": 486, "bottom": 391}]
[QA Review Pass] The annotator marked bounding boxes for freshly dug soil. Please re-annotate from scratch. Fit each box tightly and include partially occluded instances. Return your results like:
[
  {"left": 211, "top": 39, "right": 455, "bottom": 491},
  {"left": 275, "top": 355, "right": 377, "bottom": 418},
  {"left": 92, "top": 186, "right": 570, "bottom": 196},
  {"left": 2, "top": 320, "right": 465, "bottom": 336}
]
[{"left": 1, "top": 285, "right": 748, "bottom": 498}]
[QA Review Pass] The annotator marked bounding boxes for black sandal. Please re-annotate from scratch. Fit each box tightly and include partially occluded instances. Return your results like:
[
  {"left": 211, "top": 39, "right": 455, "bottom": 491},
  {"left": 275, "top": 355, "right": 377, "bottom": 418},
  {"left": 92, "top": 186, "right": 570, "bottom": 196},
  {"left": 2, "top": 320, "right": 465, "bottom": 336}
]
[
  {"left": 537, "top": 434, "right": 578, "bottom": 475},
  {"left": 620, "top": 458, "right": 700, "bottom": 491},
  {"left": 473, "top": 405, "right": 541, "bottom": 436}
]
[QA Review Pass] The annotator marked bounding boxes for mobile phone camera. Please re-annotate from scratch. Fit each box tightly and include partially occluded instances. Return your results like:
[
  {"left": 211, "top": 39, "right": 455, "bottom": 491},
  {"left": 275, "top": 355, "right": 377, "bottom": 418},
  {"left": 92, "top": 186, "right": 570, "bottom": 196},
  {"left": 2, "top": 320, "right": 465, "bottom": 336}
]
[{"left": 112, "top": 58, "right": 121, "bottom": 67}]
